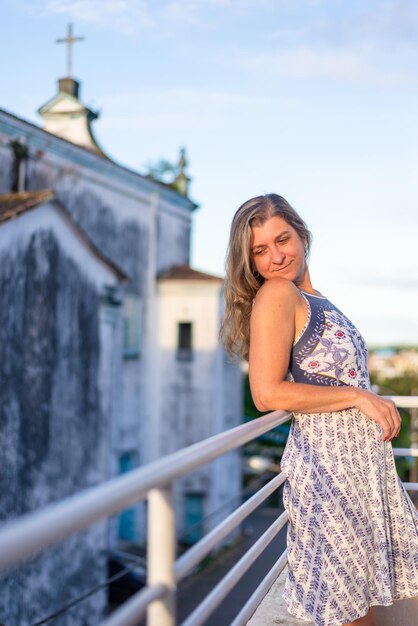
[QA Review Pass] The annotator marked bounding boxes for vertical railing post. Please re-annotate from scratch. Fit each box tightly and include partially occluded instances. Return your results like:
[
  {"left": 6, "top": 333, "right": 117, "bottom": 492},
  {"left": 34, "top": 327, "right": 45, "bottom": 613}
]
[{"left": 147, "top": 486, "right": 176, "bottom": 626}]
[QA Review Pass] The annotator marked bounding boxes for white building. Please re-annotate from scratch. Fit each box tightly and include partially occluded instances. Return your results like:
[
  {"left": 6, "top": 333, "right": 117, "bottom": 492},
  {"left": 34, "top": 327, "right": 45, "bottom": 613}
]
[
  {"left": 156, "top": 265, "right": 243, "bottom": 543},
  {"left": 0, "top": 67, "right": 242, "bottom": 624}
]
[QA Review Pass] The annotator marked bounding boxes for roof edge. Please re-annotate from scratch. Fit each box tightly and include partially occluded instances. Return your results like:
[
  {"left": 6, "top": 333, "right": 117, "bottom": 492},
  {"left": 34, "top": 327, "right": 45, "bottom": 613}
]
[
  {"left": 157, "top": 263, "right": 223, "bottom": 282},
  {"left": 0, "top": 107, "right": 198, "bottom": 211},
  {"left": 0, "top": 189, "right": 128, "bottom": 282}
]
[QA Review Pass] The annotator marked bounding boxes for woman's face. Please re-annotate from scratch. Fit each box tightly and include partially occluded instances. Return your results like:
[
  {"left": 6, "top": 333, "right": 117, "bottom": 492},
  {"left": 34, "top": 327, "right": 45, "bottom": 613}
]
[{"left": 250, "top": 215, "right": 308, "bottom": 284}]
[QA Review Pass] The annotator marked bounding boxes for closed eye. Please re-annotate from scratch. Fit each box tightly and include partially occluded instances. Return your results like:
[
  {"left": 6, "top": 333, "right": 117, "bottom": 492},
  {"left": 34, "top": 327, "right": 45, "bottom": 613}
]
[
  {"left": 251, "top": 231, "right": 292, "bottom": 256},
  {"left": 253, "top": 237, "right": 289, "bottom": 254}
]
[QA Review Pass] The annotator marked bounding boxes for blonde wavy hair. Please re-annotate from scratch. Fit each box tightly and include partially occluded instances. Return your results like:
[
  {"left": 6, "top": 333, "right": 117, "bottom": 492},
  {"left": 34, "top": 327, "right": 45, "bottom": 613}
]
[{"left": 219, "top": 193, "right": 312, "bottom": 361}]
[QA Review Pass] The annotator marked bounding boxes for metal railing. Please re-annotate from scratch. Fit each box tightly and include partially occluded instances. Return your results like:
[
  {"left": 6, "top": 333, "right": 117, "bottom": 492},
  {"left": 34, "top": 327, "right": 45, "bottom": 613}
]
[{"left": 0, "top": 397, "right": 417, "bottom": 626}]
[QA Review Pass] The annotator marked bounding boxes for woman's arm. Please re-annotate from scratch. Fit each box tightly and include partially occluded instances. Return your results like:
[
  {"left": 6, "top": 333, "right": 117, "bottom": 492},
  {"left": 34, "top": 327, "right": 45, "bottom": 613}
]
[{"left": 249, "top": 277, "right": 401, "bottom": 441}]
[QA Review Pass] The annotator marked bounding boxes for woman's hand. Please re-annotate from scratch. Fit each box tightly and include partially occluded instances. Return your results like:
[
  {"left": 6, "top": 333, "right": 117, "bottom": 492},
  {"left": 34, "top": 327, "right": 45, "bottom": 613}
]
[{"left": 354, "top": 389, "right": 402, "bottom": 442}]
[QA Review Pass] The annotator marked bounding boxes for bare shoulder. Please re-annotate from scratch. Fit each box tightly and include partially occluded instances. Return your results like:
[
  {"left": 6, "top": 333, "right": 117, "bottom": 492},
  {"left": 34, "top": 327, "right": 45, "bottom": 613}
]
[
  {"left": 252, "top": 277, "right": 299, "bottom": 314},
  {"left": 250, "top": 278, "right": 298, "bottom": 363}
]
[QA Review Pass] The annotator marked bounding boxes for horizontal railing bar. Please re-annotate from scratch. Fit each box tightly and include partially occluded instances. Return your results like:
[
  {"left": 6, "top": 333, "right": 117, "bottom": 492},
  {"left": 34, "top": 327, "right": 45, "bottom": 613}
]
[
  {"left": 229, "top": 549, "right": 288, "bottom": 626},
  {"left": 402, "top": 482, "right": 418, "bottom": 491},
  {"left": 388, "top": 396, "right": 418, "bottom": 408},
  {"left": 175, "top": 472, "right": 287, "bottom": 581},
  {"left": 180, "top": 510, "right": 289, "bottom": 626},
  {"left": 392, "top": 448, "right": 418, "bottom": 457},
  {"left": 100, "top": 583, "right": 168, "bottom": 626},
  {"left": 0, "top": 410, "right": 290, "bottom": 572}
]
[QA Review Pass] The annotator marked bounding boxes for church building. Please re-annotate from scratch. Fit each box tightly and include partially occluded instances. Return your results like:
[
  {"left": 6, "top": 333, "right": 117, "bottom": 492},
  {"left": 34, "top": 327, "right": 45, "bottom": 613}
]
[{"left": 0, "top": 26, "right": 242, "bottom": 626}]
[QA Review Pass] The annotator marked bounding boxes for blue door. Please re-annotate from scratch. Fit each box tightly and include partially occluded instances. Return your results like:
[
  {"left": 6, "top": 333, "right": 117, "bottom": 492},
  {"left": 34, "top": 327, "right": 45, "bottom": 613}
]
[
  {"left": 183, "top": 493, "right": 204, "bottom": 544},
  {"left": 118, "top": 452, "right": 137, "bottom": 542}
]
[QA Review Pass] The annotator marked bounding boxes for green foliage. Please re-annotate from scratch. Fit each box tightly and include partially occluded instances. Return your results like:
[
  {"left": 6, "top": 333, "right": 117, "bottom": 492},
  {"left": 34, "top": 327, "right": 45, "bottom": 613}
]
[
  {"left": 370, "top": 371, "right": 418, "bottom": 395},
  {"left": 143, "top": 158, "right": 177, "bottom": 183}
]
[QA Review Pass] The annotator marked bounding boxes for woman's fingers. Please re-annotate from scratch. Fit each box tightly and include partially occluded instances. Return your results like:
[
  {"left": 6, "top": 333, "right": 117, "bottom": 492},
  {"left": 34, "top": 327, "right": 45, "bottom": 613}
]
[
  {"left": 380, "top": 401, "right": 391, "bottom": 441},
  {"left": 356, "top": 389, "right": 402, "bottom": 442},
  {"left": 380, "top": 399, "right": 401, "bottom": 442},
  {"left": 387, "top": 401, "right": 402, "bottom": 441},
  {"left": 379, "top": 400, "right": 395, "bottom": 441},
  {"left": 381, "top": 415, "right": 392, "bottom": 441}
]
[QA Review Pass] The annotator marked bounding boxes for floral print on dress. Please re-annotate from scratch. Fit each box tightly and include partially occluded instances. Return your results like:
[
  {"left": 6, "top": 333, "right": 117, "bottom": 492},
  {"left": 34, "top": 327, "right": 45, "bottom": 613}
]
[
  {"left": 300, "top": 356, "right": 322, "bottom": 373},
  {"left": 290, "top": 297, "right": 370, "bottom": 390},
  {"left": 296, "top": 309, "right": 366, "bottom": 387}
]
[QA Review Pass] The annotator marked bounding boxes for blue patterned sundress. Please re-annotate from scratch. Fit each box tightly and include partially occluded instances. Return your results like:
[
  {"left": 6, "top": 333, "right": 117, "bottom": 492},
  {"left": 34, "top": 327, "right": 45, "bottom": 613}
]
[{"left": 280, "top": 288, "right": 418, "bottom": 626}]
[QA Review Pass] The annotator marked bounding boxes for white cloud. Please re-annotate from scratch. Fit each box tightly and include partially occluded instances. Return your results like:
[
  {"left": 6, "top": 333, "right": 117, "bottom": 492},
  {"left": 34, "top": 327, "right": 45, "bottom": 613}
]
[
  {"left": 20, "top": 0, "right": 418, "bottom": 85},
  {"left": 22, "top": 0, "right": 156, "bottom": 32},
  {"left": 269, "top": 1, "right": 418, "bottom": 48},
  {"left": 338, "top": 1, "right": 418, "bottom": 46},
  {"left": 236, "top": 43, "right": 414, "bottom": 85},
  {"left": 21, "top": 0, "right": 418, "bottom": 47},
  {"left": 243, "top": 1, "right": 418, "bottom": 86},
  {"left": 20, "top": 0, "right": 278, "bottom": 33}
]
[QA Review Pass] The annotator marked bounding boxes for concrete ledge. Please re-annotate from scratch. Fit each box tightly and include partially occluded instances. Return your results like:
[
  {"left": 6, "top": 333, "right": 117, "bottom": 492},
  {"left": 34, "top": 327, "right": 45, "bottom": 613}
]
[
  {"left": 247, "top": 566, "right": 312, "bottom": 626},
  {"left": 247, "top": 565, "right": 418, "bottom": 626}
]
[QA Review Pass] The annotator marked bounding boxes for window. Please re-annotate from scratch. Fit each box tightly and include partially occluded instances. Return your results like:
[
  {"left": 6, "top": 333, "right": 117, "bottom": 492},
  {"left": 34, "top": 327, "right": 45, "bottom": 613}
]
[
  {"left": 10, "top": 139, "right": 28, "bottom": 192},
  {"left": 123, "top": 294, "right": 142, "bottom": 358},
  {"left": 176, "top": 321, "right": 193, "bottom": 361}
]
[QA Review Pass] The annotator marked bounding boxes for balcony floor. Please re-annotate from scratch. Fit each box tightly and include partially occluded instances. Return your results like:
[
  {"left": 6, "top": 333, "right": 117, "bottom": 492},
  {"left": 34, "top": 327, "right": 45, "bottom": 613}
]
[{"left": 247, "top": 565, "right": 418, "bottom": 626}]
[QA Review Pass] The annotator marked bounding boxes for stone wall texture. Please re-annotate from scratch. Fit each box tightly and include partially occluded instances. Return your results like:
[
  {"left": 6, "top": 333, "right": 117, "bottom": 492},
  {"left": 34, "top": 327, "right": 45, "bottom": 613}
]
[{"left": 0, "top": 230, "right": 107, "bottom": 625}]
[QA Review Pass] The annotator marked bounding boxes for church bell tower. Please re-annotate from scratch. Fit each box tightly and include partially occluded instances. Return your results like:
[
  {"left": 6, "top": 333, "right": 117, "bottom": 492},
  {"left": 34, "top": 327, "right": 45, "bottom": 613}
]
[{"left": 38, "top": 24, "right": 106, "bottom": 156}]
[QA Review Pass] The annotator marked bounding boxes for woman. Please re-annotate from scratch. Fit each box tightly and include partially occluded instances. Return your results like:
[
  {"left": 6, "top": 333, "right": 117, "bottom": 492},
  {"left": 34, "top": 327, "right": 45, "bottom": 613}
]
[{"left": 220, "top": 193, "right": 418, "bottom": 626}]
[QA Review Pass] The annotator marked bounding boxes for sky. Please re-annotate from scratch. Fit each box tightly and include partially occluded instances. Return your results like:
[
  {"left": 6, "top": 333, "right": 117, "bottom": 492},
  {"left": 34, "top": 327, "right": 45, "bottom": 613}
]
[{"left": 2, "top": 0, "right": 418, "bottom": 346}]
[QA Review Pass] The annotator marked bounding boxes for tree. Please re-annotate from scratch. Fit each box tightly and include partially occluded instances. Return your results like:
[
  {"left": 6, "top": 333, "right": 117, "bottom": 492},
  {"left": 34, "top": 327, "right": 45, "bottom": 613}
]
[{"left": 143, "top": 158, "right": 177, "bottom": 184}]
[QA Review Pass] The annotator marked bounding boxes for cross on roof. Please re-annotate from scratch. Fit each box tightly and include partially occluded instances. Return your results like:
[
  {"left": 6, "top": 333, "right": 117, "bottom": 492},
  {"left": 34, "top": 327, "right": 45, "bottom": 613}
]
[{"left": 56, "top": 23, "right": 84, "bottom": 78}]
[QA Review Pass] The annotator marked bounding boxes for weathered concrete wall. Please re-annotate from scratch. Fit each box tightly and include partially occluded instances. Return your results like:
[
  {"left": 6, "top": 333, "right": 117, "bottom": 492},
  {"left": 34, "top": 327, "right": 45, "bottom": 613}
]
[
  {"left": 27, "top": 164, "right": 145, "bottom": 290},
  {"left": 0, "top": 115, "right": 194, "bottom": 546},
  {"left": 0, "top": 111, "right": 194, "bottom": 295},
  {"left": 0, "top": 230, "right": 108, "bottom": 625},
  {"left": 156, "top": 208, "right": 190, "bottom": 272},
  {"left": 22, "top": 135, "right": 193, "bottom": 500},
  {"left": 37, "top": 173, "right": 151, "bottom": 546}
]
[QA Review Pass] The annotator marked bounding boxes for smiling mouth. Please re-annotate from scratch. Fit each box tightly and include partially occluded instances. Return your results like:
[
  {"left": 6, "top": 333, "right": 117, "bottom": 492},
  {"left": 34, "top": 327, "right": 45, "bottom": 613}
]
[{"left": 273, "top": 261, "right": 292, "bottom": 272}]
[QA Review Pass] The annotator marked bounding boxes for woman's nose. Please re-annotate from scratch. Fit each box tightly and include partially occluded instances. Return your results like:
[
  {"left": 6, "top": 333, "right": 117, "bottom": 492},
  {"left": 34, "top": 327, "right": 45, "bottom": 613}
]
[{"left": 271, "top": 248, "right": 285, "bottom": 264}]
